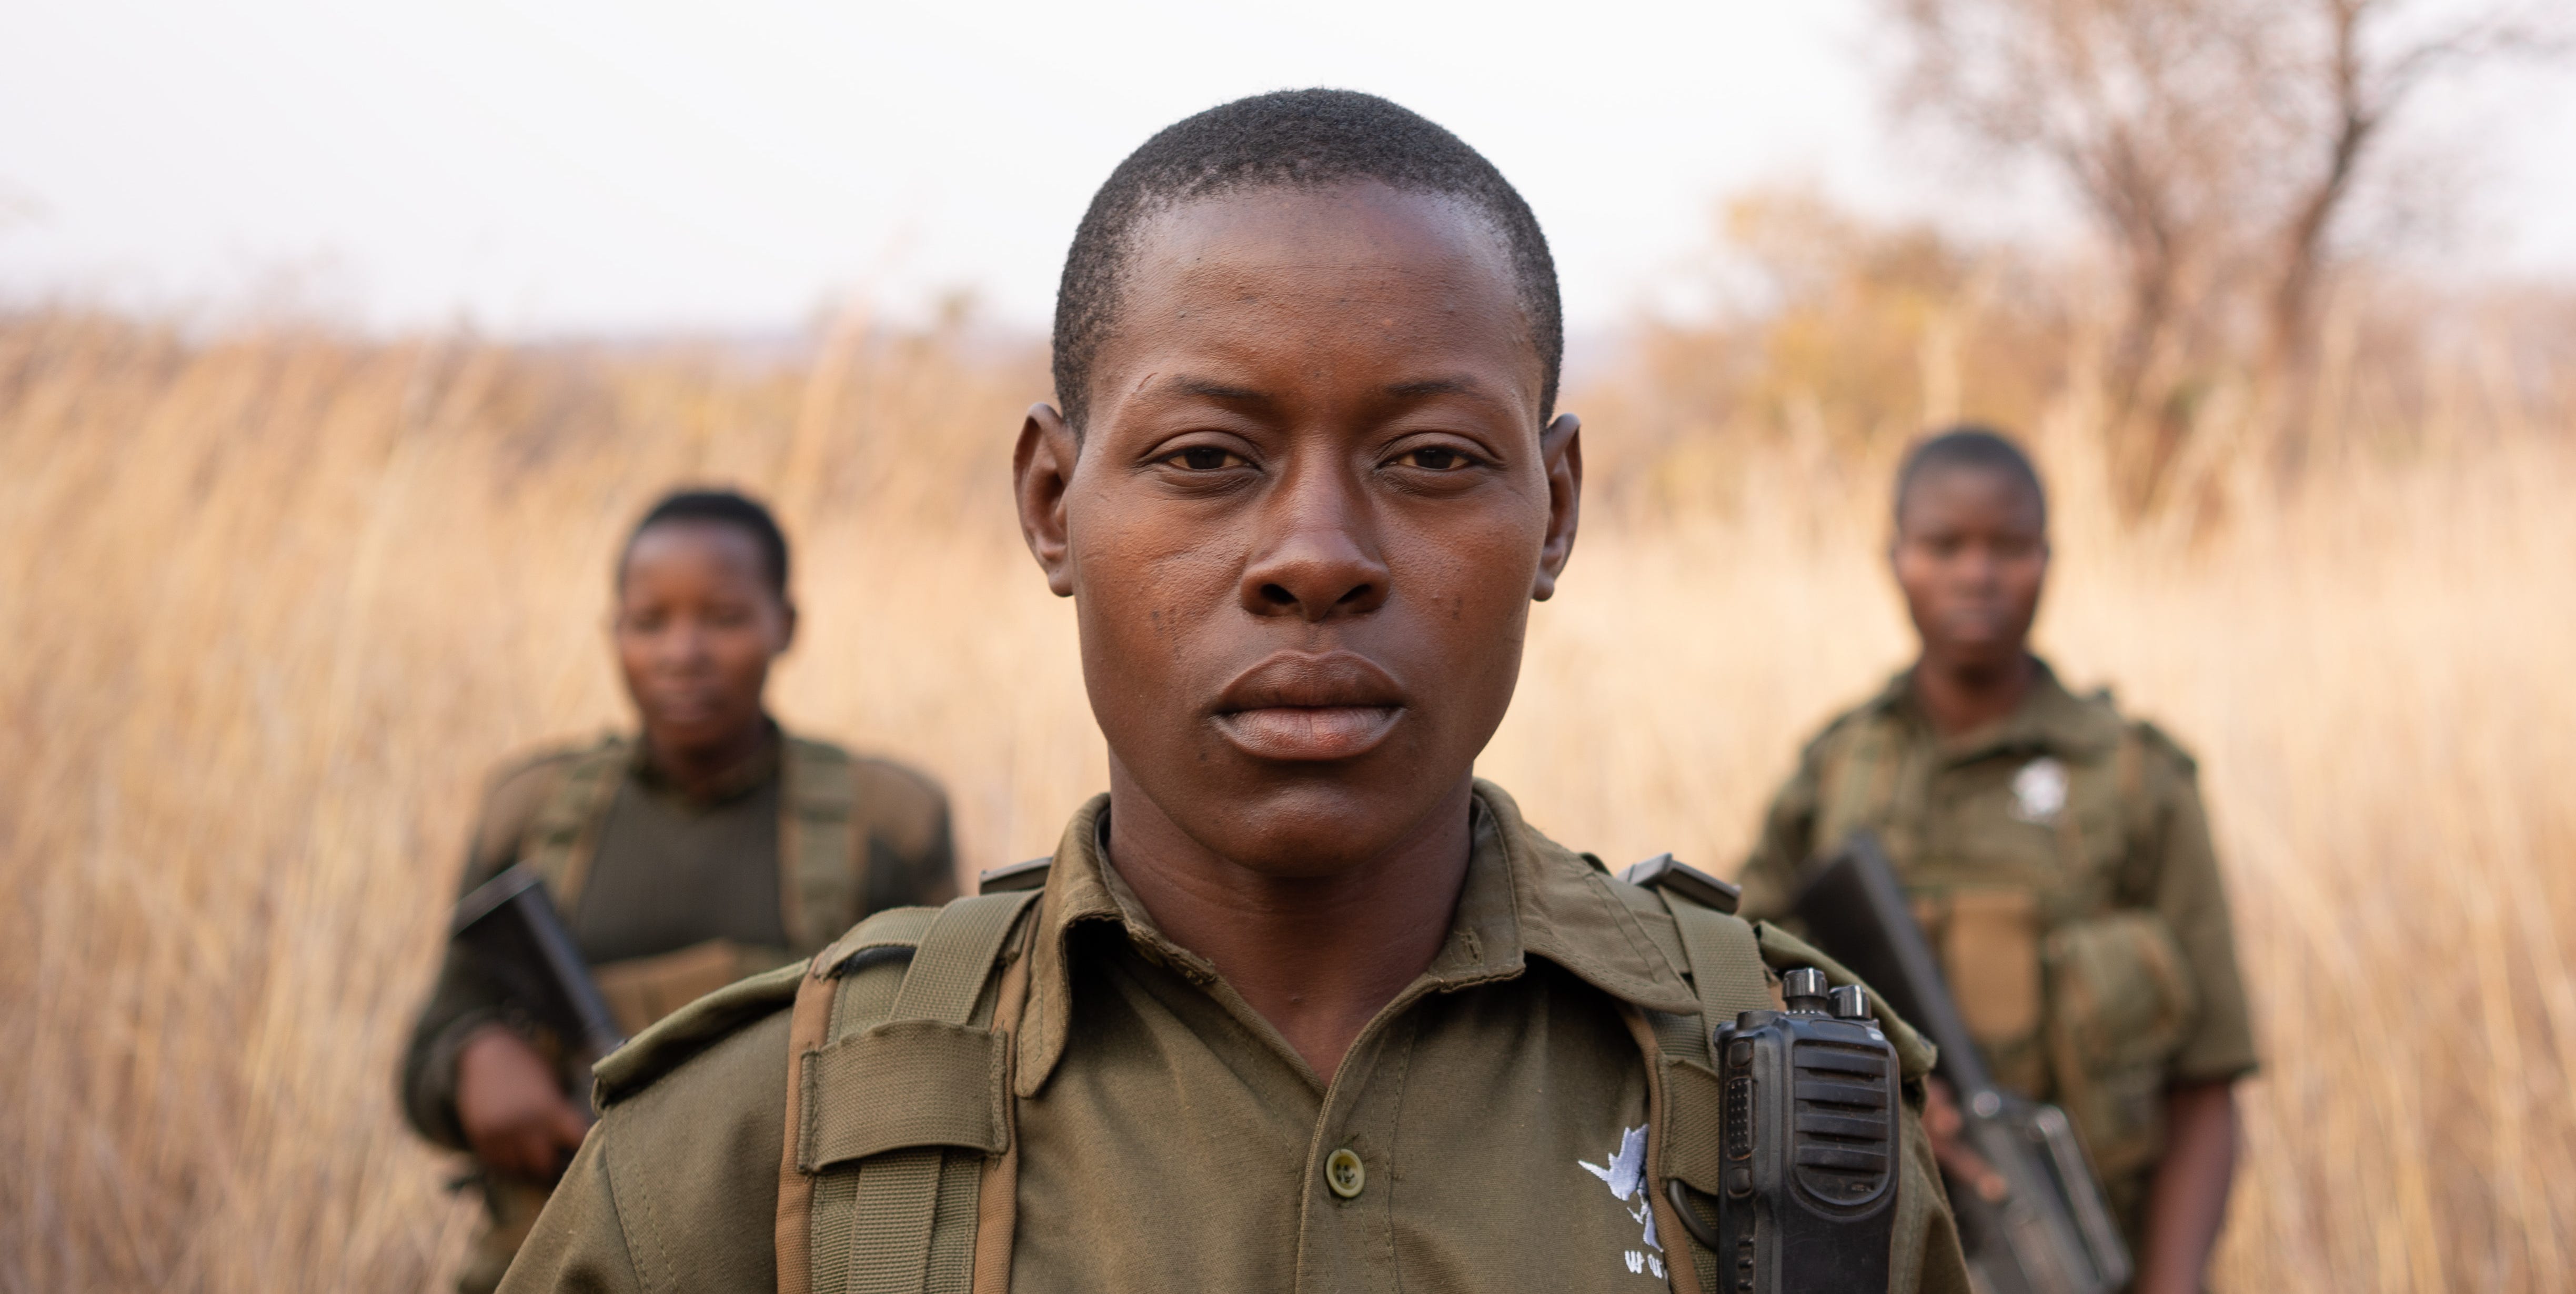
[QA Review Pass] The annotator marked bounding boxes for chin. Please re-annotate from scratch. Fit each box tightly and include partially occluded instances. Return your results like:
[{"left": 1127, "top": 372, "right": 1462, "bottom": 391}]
[{"left": 1195, "top": 767, "right": 1463, "bottom": 878}]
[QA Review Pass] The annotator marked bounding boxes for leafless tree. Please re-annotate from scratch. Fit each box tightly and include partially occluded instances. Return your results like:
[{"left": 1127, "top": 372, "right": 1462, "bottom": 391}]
[{"left": 1884, "top": 0, "right": 2565, "bottom": 496}]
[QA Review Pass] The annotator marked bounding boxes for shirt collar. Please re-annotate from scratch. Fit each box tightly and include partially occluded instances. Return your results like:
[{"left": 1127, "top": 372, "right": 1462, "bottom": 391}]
[
  {"left": 1867, "top": 656, "right": 2120, "bottom": 765},
  {"left": 627, "top": 717, "right": 783, "bottom": 806},
  {"left": 1013, "top": 780, "right": 1697, "bottom": 1096}
]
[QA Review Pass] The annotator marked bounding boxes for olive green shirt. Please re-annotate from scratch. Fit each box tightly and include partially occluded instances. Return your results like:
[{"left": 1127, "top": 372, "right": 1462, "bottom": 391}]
[
  {"left": 398, "top": 727, "right": 955, "bottom": 1150},
  {"left": 498, "top": 783, "right": 1970, "bottom": 1293},
  {"left": 1736, "top": 663, "right": 2257, "bottom": 1210}
]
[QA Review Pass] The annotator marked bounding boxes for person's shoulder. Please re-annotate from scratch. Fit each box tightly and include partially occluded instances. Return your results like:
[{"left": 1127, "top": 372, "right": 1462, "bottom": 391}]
[
  {"left": 785, "top": 734, "right": 952, "bottom": 858},
  {"left": 848, "top": 753, "right": 949, "bottom": 815},
  {"left": 484, "top": 734, "right": 613, "bottom": 795},
  {"left": 564, "top": 962, "right": 801, "bottom": 1281},
  {"left": 783, "top": 733, "right": 948, "bottom": 810},
  {"left": 2124, "top": 715, "right": 2199, "bottom": 779},
  {"left": 468, "top": 733, "right": 625, "bottom": 864},
  {"left": 2075, "top": 685, "right": 2202, "bottom": 789},
  {"left": 592, "top": 957, "right": 804, "bottom": 1111},
  {"left": 1796, "top": 676, "right": 1909, "bottom": 768},
  {"left": 590, "top": 900, "right": 955, "bottom": 1109}
]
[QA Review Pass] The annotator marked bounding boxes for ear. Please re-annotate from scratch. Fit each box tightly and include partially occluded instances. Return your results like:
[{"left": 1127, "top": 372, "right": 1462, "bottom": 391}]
[
  {"left": 775, "top": 596, "right": 800, "bottom": 655},
  {"left": 1531, "top": 413, "right": 1583, "bottom": 602},
  {"left": 1014, "top": 403, "right": 1081, "bottom": 598}
]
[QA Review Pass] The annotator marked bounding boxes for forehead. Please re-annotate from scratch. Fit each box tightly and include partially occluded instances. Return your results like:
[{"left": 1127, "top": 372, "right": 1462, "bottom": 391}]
[
  {"left": 623, "top": 519, "right": 766, "bottom": 574},
  {"left": 1105, "top": 182, "right": 1536, "bottom": 390},
  {"left": 1898, "top": 463, "right": 2046, "bottom": 530}
]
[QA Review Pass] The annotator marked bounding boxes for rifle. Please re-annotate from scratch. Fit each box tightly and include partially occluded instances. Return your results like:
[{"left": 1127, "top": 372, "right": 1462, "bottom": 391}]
[
  {"left": 1792, "top": 833, "right": 2132, "bottom": 1294},
  {"left": 450, "top": 863, "right": 628, "bottom": 1109}
]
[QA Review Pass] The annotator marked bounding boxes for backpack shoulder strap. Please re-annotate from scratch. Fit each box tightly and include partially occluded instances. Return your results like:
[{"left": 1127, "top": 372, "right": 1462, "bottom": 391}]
[
  {"left": 780, "top": 735, "right": 863, "bottom": 955},
  {"left": 1653, "top": 890, "right": 1773, "bottom": 1060},
  {"left": 776, "top": 890, "right": 1040, "bottom": 1294},
  {"left": 519, "top": 734, "right": 629, "bottom": 911},
  {"left": 1624, "top": 886, "right": 1776, "bottom": 1294}
]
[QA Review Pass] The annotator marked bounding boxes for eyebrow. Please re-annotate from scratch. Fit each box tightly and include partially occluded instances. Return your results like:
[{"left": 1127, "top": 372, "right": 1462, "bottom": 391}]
[
  {"left": 1169, "top": 375, "right": 1485, "bottom": 399},
  {"left": 1159, "top": 374, "right": 1494, "bottom": 407},
  {"left": 1172, "top": 377, "right": 1268, "bottom": 403},
  {"left": 1384, "top": 376, "right": 1482, "bottom": 398}
]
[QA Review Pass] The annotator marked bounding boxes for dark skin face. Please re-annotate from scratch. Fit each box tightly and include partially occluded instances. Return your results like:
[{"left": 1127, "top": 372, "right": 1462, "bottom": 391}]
[
  {"left": 1890, "top": 464, "right": 2048, "bottom": 737},
  {"left": 613, "top": 520, "right": 797, "bottom": 790},
  {"left": 1013, "top": 181, "right": 1580, "bottom": 1081}
]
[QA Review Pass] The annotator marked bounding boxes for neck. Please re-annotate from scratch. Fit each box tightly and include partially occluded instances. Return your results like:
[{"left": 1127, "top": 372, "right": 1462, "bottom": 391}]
[
  {"left": 1911, "top": 651, "right": 2038, "bottom": 738},
  {"left": 1100, "top": 765, "right": 1475, "bottom": 1086},
  {"left": 643, "top": 715, "right": 773, "bottom": 796}
]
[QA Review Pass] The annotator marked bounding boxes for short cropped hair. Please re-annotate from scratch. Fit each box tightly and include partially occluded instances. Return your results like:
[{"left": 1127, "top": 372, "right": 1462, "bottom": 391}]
[
  {"left": 1052, "top": 88, "right": 1563, "bottom": 432},
  {"left": 620, "top": 488, "right": 790, "bottom": 598},
  {"left": 1894, "top": 426, "right": 2048, "bottom": 528}
]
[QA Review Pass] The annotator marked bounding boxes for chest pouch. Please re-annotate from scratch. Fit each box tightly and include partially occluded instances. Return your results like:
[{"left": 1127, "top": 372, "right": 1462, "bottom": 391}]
[{"left": 2042, "top": 911, "right": 2197, "bottom": 1181}]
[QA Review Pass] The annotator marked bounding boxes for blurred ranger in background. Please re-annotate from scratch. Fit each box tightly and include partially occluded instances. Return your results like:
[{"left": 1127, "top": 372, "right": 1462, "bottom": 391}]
[
  {"left": 1735, "top": 428, "right": 2257, "bottom": 1294},
  {"left": 398, "top": 488, "right": 957, "bottom": 1294}
]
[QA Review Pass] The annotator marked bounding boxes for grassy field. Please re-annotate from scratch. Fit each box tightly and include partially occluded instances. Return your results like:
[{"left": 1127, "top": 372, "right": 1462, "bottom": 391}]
[{"left": 2, "top": 304, "right": 2570, "bottom": 1291}]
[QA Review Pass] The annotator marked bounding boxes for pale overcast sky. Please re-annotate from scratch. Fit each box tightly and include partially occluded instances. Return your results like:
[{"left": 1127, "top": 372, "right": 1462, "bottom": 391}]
[{"left": 3, "top": 0, "right": 2569, "bottom": 336}]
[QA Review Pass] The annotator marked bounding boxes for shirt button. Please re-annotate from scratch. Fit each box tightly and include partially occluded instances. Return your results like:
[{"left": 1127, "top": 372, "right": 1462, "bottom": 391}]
[{"left": 1324, "top": 1147, "right": 1366, "bottom": 1199}]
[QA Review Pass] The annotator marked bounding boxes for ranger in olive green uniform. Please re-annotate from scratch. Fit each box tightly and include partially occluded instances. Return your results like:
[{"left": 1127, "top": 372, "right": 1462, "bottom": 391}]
[
  {"left": 503, "top": 784, "right": 1963, "bottom": 1294},
  {"left": 1736, "top": 428, "right": 2256, "bottom": 1290},
  {"left": 401, "top": 490, "right": 956, "bottom": 1294},
  {"left": 500, "top": 92, "right": 1970, "bottom": 1294}
]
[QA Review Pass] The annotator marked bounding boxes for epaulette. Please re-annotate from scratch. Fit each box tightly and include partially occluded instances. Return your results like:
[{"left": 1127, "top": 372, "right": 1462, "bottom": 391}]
[
  {"left": 2127, "top": 717, "right": 2199, "bottom": 777},
  {"left": 591, "top": 958, "right": 808, "bottom": 1107},
  {"left": 487, "top": 733, "right": 620, "bottom": 796},
  {"left": 1799, "top": 700, "right": 1881, "bottom": 766}
]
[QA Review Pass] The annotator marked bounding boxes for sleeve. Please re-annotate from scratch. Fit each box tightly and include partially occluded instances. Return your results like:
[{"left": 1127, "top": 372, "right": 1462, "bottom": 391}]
[
  {"left": 1732, "top": 745, "right": 1824, "bottom": 925},
  {"left": 852, "top": 758, "right": 960, "bottom": 913},
  {"left": 2147, "top": 749, "right": 2260, "bottom": 1084},
  {"left": 495, "top": 1132, "right": 649, "bottom": 1294},
  {"left": 397, "top": 755, "right": 569, "bottom": 1147}
]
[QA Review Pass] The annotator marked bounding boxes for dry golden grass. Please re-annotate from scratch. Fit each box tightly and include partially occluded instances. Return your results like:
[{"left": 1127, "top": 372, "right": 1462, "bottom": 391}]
[{"left": 1, "top": 302, "right": 2569, "bottom": 1292}]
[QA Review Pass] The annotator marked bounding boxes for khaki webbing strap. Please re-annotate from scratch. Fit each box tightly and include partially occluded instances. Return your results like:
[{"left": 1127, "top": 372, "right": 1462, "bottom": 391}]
[
  {"left": 1648, "top": 891, "right": 1773, "bottom": 1294},
  {"left": 1619, "top": 1003, "right": 1713, "bottom": 1294},
  {"left": 781, "top": 737, "right": 862, "bottom": 954},
  {"left": 519, "top": 736, "right": 629, "bottom": 914},
  {"left": 776, "top": 961, "right": 842, "bottom": 1294},
  {"left": 796, "top": 891, "right": 1039, "bottom": 1294},
  {"left": 1658, "top": 892, "right": 1774, "bottom": 1052},
  {"left": 889, "top": 895, "right": 1035, "bottom": 1022},
  {"left": 969, "top": 920, "right": 1035, "bottom": 1294}
]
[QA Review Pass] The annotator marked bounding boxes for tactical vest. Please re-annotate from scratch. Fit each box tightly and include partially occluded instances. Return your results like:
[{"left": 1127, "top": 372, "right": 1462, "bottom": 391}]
[
  {"left": 717, "top": 874, "right": 1942, "bottom": 1294},
  {"left": 517, "top": 733, "right": 870, "bottom": 1036},
  {"left": 1811, "top": 706, "right": 2195, "bottom": 1186}
]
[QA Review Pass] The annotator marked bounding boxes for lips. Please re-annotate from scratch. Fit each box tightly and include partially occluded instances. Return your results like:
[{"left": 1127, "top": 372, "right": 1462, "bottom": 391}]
[{"left": 1212, "top": 651, "right": 1407, "bottom": 762}]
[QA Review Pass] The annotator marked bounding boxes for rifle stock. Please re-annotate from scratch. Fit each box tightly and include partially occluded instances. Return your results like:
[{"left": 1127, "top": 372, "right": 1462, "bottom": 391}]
[{"left": 1792, "top": 834, "right": 2132, "bottom": 1294}]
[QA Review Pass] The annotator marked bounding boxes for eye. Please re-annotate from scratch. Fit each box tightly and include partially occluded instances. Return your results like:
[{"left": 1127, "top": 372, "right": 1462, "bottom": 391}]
[
  {"left": 1392, "top": 444, "right": 1482, "bottom": 471},
  {"left": 1161, "top": 445, "right": 1249, "bottom": 471}
]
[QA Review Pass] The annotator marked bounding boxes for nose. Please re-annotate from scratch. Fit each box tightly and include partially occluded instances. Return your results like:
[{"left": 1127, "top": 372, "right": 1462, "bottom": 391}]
[
  {"left": 657, "top": 616, "right": 715, "bottom": 669},
  {"left": 1238, "top": 460, "right": 1391, "bottom": 623}
]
